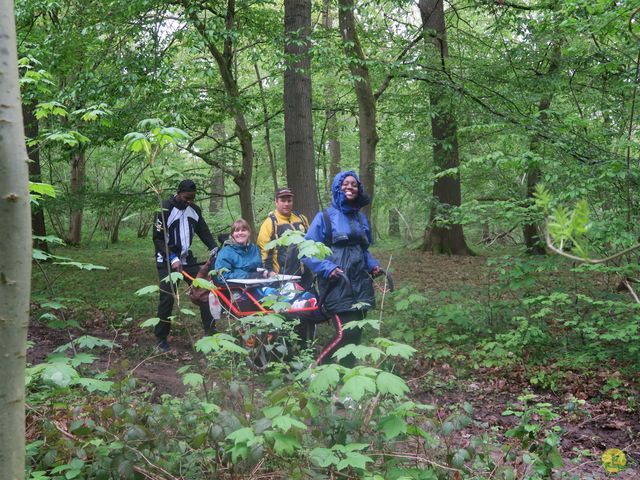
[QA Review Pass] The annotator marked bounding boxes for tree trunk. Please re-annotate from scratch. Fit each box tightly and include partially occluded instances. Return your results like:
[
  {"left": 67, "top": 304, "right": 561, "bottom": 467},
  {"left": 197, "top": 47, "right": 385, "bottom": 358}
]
[
  {"left": 235, "top": 121, "right": 256, "bottom": 233},
  {"left": 68, "top": 149, "right": 86, "bottom": 245},
  {"left": 323, "top": 0, "right": 342, "bottom": 183},
  {"left": 182, "top": 0, "right": 256, "bottom": 232},
  {"left": 419, "top": 0, "right": 472, "bottom": 255},
  {"left": 23, "top": 102, "right": 48, "bottom": 253},
  {"left": 388, "top": 209, "right": 400, "bottom": 237},
  {"left": 210, "top": 167, "right": 225, "bottom": 214},
  {"left": 524, "top": 41, "right": 562, "bottom": 255},
  {"left": 0, "top": 3, "right": 31, "bottom": 476},
  {"left": 254, "top": 64, "right": 279, "bottom": 193},
  {"left": 338, "top": 0, "right": 378, "bottom": 219},
  {"left": 284, "top": 0, "right": 319, "bottom": 220},
  {"left": 209, "top": 123, "right": 226, "bottom": 213},
  {"left": 327, "top": 111, "right": 342, "bottom": 182}
]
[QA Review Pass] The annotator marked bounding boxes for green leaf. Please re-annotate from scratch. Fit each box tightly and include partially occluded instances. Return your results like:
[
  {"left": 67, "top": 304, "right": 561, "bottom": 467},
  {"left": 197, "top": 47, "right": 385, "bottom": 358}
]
[
  {"left": 376, "top": 372, "right": 409, "bottom": 397},
  {"left": 335, "top": 344, "right": 384, "bottom": 362},
  {"left": 29, "top": 182, "right": 56, "bottom": 197},
  {"left": 548, "top": 448, "right": 564, "bottom": 468},
  {"left": 195, "top": 334, "right": 247, "bottom": 355},
  {"left": 262, "top": 406, "right": 284, "bottom": 419},
  {"left": 226, "top": 427, "right": 258, "bottom": 445},
  {"left": 385, "top": 342, "right": 417, "bottom": 360},
  {"left": 341, "top": 374, "right": 377, "bottom": 401},
  {"left": 135, "top": 285, "right": 160, "bottom": 296},
  {"left": 183, "top": 373, "right": 204, "bottom": 387},
  {"left": 73, "top": 336, "right": 114, "bottom": 350},
  {"left": 309, "top": 365, "right": 341, "bottom": 393},
  {"left": 310, "top": 447, "right": 340, "bottom": 467},
  {"left": 41, "top": 363, "right": 79, "bottom": 388},
  {"left": 269, "top": 431, "right": 300, "bottom": 455},
  {"left": 74, "top": 378, "right": 114, "bottom": 393},
  {"left": 140, "top": 317, "right": 161, "bottom": 328},
  {"left": 452, "top": 448, "right": 470, "bottom": 468},
  {"left": 69, "top": 353, "right": 96, "bottom": 367},
  {"left": 379, "top": 415, "right": 407, "bottom": 439},
  {"left": 336, "top": 452, "right": 373, "bottom": 471},
  {"left": 192, "top": 278, "right": 213, "bottom": 289},
  {"left": 271, "top": 414, "right": 307, "bottom": 432}
]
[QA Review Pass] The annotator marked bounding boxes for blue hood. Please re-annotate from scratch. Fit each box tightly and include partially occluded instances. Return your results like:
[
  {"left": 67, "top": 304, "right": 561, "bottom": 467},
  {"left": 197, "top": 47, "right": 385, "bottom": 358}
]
[{"left": 331, "top": 170, "right": 371, "bottom": 213}]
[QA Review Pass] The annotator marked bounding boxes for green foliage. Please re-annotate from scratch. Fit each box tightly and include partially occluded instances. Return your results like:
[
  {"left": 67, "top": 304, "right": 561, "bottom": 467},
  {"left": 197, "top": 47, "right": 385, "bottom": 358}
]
[
  {"left": 502, "top": 395, "right": 565, "bottom": 478},
  {"left": 265, "top": 228, "right": 333, "bottom": 261}
]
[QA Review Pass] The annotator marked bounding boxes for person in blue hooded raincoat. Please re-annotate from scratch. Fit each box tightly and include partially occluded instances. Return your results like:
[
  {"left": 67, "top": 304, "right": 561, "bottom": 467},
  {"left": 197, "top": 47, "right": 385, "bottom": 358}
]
[{"left": 303, "top": 171, "right": 381, "bottom": 366}]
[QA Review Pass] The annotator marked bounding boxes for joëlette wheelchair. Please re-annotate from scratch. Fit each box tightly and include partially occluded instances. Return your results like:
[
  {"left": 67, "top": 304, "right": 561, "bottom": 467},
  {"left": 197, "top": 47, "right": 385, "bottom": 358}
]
[{"left": 182, "top": 269, "right": 393, "bottom": 369}]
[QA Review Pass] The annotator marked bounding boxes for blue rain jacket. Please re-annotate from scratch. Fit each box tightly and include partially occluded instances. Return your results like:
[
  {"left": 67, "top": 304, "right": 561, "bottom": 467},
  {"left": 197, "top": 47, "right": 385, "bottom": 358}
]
[
  {"left": 304, "top": 171, "right": 380, "bottom": 313},
  {"left": 214, "top": 241, "right": 263, "bottom": 280}
]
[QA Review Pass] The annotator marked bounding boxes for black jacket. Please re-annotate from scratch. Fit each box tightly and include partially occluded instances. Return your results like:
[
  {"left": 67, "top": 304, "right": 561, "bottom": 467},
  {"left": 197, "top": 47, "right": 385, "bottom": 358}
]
[{"left": 153, "top": 196, "right": 216, "bottom": 268}]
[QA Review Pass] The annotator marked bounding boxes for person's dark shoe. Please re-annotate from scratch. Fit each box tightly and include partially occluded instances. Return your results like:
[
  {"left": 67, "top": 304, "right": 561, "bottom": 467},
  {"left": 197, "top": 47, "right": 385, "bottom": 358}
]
[
  {"left": 204, "top": 323, "right": 217, "bottom": 336},
  {"left": 157, "top": 338, "right": 170, "bottom": 352}
]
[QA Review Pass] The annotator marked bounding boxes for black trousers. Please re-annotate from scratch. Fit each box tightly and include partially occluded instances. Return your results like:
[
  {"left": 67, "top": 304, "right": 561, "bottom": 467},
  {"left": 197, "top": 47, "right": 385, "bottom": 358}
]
[
  {"left": 324, "top": 310, "right": 367, "bottom": 368},
  {"left": 155, "top": 263, "right": 215, "bottom": 340}
]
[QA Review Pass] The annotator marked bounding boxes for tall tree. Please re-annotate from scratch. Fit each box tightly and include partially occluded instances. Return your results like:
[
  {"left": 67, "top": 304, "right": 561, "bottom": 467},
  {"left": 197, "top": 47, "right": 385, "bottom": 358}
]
[
  {"left": 0, "top": 1, "right": 31, "bottom": 477},
  {"left": 23, "top": 102, "right": 48, "bottom": 252},
  {"left": 523, "top": 41, "right": 562, "bottom": 254},
  {"left": 419, "top": 0, "right": 472, "bottom": 255},
  {"left": 322, "top": 0, "right": 342, "bottom": 183},
  {"left": 284, "top": 0, "right": 318, "bottom": 219},
  {"left": 179, "top": 0, "right": 257, "bottom": 231},
  {"left": 67, "top": 148, "right": 86, "bottom": 245},
  {"left": 338, "top": 0, "right": 378, "bottom": 218}
]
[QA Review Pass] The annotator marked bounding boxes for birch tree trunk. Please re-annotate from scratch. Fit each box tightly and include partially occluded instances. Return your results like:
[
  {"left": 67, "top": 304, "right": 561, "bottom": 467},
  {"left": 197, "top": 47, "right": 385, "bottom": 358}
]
[
  {"left": 0, "top": 2, "right": 32, "bottom": 477},
  {"left": 284, "top": 0, "right": 319, "bottom": 220}
]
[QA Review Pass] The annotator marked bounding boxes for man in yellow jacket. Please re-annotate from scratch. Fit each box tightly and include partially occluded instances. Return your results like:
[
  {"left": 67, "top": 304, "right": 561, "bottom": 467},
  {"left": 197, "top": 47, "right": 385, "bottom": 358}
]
[{"left": 257, "top": 187, "right": 309, "bottom": 278}]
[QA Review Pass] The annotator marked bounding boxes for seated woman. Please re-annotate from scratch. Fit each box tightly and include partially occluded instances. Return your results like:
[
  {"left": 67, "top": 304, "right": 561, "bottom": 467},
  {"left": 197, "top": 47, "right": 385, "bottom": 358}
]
[
  {"left": 214, "top": 219, "right": 267, "bottom": 281},
  {"left": 215, "top": 219, "right": 319, "bottom": 347}
]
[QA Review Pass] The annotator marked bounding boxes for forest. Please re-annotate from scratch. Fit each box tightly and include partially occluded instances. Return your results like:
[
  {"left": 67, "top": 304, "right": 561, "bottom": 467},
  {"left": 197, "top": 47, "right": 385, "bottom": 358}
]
[{"left": 1, "top": 0, "right": 639, "bottom": 478}]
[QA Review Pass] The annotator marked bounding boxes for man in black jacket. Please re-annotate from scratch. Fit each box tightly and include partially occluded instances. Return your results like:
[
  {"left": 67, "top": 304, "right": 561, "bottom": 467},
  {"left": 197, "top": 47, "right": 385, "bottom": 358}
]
[{"left": 153, "top": 179, "right": 217, "bottom": 351}]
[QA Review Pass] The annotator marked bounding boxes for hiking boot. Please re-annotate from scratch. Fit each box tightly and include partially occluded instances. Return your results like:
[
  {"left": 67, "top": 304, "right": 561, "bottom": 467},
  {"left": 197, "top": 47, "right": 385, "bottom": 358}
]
[{"left": 157, "top": 338, "right": 170, "bottom": 353}]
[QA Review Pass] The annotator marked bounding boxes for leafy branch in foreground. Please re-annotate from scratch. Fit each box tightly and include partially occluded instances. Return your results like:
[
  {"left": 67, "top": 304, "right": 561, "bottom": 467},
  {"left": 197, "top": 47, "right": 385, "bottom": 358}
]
[{"left": 535, "top": 184, "right": 640, "bottom": 264}]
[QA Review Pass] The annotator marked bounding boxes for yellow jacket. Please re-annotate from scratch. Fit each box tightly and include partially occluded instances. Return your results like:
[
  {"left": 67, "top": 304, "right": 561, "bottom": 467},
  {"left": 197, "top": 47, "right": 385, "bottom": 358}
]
[{"left": 257, "top": 210, "right": 309, "bottom": 275}]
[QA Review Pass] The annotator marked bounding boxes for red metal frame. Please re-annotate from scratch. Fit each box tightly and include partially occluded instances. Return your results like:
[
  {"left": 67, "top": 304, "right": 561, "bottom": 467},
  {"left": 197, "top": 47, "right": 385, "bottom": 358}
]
[{"left": 182, "top": 271, "right": 319, "bottom": 318}]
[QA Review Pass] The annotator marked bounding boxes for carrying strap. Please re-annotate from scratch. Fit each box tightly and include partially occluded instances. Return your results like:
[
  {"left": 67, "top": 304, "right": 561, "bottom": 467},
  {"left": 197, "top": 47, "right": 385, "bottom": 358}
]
[
  {"left": 269, "top": 211, "right": 308, "bottom": 241},
  {"left": 322, "top": 209, "right": 332, "bottom": 246},
  {"left": 299, "top": 211, "right": 309, "bottom": 231},
  {"left": 269, "top": 213, "right": 278, "bottom": 241}
]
